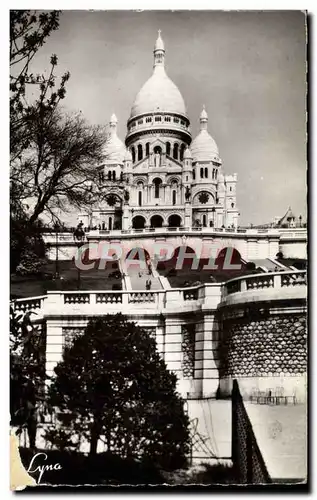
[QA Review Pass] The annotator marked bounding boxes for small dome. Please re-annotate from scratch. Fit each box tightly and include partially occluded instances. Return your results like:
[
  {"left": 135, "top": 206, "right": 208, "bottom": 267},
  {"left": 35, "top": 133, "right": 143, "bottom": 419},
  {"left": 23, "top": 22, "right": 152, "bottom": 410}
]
[
  {"left": 124, "top": 149, "right": 132, "bottom": 162},
  {"left": 104, "top": 115, "right": 126, "bottom": 164},
  {"left": 184, "top": 147, "right": 192, "bottom": 159},
  {"left": 191, "top": 131, "right": 219, "bottom": 162},
  {"left": 191, "top": 107, "right": 220, "bottom": 162}
]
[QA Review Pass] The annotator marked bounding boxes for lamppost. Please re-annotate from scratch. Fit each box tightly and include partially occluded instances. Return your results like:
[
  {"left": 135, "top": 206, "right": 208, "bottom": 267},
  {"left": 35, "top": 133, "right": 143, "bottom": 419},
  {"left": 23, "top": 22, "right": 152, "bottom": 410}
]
[
  {"left": 54, "top": 221, "right": 60, "bottom": 279},
  {"left": 74, "top": 223, "right": 85, "bottom": 290}
]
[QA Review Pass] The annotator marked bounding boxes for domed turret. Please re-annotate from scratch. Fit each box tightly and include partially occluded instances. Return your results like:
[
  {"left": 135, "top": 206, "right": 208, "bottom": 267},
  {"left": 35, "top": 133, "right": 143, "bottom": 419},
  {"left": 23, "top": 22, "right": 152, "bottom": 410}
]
[
  {"left": 104, "top": 114, "right": 126, "bottom": 164},
  {"left": 191, "top": 106, "right": 220, "bottom": 163},
  {"left": 184, "top": 147, "right": 192, "bottom": 159},
  {"left": 124, "top": 149, "right": 132, "bottom": 162}
]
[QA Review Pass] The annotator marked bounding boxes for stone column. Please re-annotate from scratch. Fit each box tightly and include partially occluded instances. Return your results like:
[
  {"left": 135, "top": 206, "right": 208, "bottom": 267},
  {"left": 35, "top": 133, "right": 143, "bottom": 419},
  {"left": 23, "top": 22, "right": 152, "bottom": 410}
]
[
  {"left": 200, "top": 314, "right": 220, "bottom": 398},
  {"left": 166, "top": 185, "right": 171, "bottom": 205},
  {"left": 184, "top": 201, "right": 192, "bottom": 228},
  {"left": 122, "top": 204, "right": 130, "bottom": 230},
  {"left": 164, "top": 316, "right": 183, "bottom": 391}
]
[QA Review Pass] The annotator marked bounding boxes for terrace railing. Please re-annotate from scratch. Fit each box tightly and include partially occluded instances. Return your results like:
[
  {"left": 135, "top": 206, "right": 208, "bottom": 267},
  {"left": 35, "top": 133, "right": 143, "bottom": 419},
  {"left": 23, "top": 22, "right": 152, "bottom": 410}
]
[
  {"left": 41, "top": 226, "right": 308, "bottom": 243},
  {"left": 224, "top": 270, "right": 307, "bottom": 297},
  {"left": 10, "top": 270, "right": 306, "bottom": 317},
  {"left": 11, "top": 295, "right": 46, "bottom": 314}
]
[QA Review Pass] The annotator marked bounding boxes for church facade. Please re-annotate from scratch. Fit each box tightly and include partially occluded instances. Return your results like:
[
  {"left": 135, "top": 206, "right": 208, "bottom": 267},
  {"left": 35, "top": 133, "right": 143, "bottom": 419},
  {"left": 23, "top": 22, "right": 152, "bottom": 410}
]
[{"left": 79, "top": 32, "right": 239, "bottom": 232}]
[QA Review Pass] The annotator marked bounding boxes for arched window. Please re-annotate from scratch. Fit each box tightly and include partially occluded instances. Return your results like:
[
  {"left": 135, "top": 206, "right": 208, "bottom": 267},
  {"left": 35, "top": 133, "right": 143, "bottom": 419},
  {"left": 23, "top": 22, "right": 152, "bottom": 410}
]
[
  {"left": 166, "top": 142, "right": 171, "bottom": 156},
  {"left": 120, "top": 171, "right": 123, "bottom": 181},
  {"left": 204, "top": 167, "right": 208, "bottom": 178},
  {"left": 192, "top": 169, "right": 196, "bottom": 181},
  {"left": 131, "top": 147, "right": 136, "bottom": 163},
  {"left": 229, "top": 186, "right": 232, "bottom": 192},
  {"left": 180, "top": 144, "right": 186, "bottom": 161},
  {"left": 172, "top": 190, "right": 176, "bottom": 205},
  {"left": 153, "top": 178, "right": 162, "bottom": 198},
  {"left": 173, "top": 143, "right": 179, "bottom": 160},
  {"left": 108, "top": 171, "right": 111, "bottom": 181},
  {"left": 138, "top": 191, "right": 142, "bottom": 206},
  {"left": 231, "top": 202, "right": 235, "bottom": 208},
  {"left": 137, "top": 144, "right": 143, "bottom": 161},
  {"left": 146, "top": 142, "right": 150, "bottom": 156},
  {"left": 200, "top": 167, "right": 204, "bottom": 178},
  {"left": 109, "top": 217, "right": 113, "bottom": 230},
  {"left": 112, "top": 170, "right": 116, "bottom": 181},
  {"left": 203, "top": 214, "right": 207, "bottom": 227},
  {"left": 215, "top": 170, "right": 218, "bottom": 179}
]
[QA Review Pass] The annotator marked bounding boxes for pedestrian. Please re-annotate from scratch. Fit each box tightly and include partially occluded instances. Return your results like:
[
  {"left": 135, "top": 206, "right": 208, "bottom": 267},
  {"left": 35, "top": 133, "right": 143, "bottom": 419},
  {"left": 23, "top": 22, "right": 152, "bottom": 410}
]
[{"left": 148, "top": 279, "right": 152, "bottom": 290}]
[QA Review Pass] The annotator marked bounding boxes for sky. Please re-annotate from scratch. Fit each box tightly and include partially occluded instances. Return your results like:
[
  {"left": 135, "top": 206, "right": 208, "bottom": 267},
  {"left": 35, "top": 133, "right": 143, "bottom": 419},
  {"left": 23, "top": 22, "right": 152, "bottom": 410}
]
[{"left": 29, "top": 10, "right": 307, "bottom": 226}]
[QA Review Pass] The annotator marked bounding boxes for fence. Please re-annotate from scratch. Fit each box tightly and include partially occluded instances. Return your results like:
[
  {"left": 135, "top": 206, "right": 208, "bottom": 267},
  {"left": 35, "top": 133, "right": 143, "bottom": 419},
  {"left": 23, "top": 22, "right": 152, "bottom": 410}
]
[{"left": 231, "top": 379, "right": 271, "bottom": 484}]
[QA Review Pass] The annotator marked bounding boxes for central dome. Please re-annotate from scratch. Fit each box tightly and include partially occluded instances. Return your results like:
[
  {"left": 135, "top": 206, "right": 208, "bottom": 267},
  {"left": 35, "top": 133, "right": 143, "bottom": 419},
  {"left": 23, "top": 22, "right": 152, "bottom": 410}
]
[
  {"left": 129, "top": 32, "right": 187, "bottom": 119},
  {"left": 130, "top": 68, "right": 187, "bottom": 118}
]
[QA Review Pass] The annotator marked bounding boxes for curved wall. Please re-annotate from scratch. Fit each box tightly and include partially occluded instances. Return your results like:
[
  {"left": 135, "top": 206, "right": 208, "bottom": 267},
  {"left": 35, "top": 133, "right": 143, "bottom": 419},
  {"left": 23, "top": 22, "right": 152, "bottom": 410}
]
[{"left": 218, "top": 308, "right": 307, "bottom": 402}]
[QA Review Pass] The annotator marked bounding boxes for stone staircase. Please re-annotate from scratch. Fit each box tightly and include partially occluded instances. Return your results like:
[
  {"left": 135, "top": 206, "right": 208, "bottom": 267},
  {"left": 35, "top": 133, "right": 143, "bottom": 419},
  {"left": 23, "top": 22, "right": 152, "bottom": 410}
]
[{"left": 126, "top": 266, "right": 162, "bottom": 291}]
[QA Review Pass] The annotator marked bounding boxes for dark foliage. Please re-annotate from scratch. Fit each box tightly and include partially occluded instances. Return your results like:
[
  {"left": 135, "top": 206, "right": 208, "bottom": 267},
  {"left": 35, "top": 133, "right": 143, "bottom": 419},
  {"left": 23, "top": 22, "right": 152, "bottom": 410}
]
[
  {"left": 10, "top": 11, "right": 107, "bottom": 269},
  {"left": 46, "top": 314, "right": 190, "bottom": 470},
  {"left": 10, "top": 307, "right": 46, "bottom": 447}
]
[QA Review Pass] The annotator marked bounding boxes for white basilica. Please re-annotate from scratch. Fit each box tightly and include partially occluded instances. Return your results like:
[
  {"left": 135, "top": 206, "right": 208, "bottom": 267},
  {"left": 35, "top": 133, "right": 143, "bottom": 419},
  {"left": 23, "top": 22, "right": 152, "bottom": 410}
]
[{"left": 79, "top": 31, "right": 239, "bottom": 231}]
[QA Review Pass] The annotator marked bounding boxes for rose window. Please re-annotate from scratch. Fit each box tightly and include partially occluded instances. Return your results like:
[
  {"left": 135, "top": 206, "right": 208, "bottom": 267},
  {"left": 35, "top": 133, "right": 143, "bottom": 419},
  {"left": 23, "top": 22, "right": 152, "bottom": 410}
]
[
  {"left": 198, "top": 192, "right": 209, "bottom": 204},
  {"left": 107, "top": 194, "right": 117, "bottom": 207}
]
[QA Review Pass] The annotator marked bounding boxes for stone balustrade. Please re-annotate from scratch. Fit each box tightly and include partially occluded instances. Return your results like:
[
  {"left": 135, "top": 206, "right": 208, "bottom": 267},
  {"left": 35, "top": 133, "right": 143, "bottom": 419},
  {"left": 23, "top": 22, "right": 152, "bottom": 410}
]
[
  {"left": 224, "top": 270, "right": 307, "bottom": 297},
  {"left": 42, "top": 226, "right": 308, "bottom": 244},
  {"left": 11, "top": 270, "right": 307, "bottom": 320},
  {"left": 11, "top": 295, "right": 46, "bottom": 318}
]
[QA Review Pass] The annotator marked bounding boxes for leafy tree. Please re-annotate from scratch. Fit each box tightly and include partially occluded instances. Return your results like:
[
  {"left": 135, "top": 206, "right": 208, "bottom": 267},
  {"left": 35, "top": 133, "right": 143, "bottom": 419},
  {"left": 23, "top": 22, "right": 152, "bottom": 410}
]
[
  {"left": 10, "top": 11, "right": 107, "bottom": 268},
  {"left": 46, "top": 314, "right": 190, "bottom": 469},
  {"left": 10, "top": 306, "right": 46, "bottom": 449}
]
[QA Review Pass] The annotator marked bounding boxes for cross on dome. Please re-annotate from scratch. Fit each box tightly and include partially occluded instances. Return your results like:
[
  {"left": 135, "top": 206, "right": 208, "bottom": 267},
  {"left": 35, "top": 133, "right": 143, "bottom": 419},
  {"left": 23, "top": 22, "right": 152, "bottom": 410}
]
[
  {"left": 110, "top": 113, "right": 118, "bottom": 125},
  {"left": 200, "top": 105, "right": 208, "bottom": 122},
  {"left": 154, "top": 29, "right": 165, "bottom": 53},
  {"left": 109, "top": 113, "right": 118, "bottom": 135}
]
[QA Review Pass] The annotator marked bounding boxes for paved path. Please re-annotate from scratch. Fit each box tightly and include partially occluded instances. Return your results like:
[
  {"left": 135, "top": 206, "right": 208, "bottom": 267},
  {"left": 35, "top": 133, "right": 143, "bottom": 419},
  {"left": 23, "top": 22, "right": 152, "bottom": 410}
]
[
  {"left": 245, "top": 402, "right": 307, "bottom": 481},
  {"left": 186, "top": 400, "right": 231, "bottom": 463}
]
